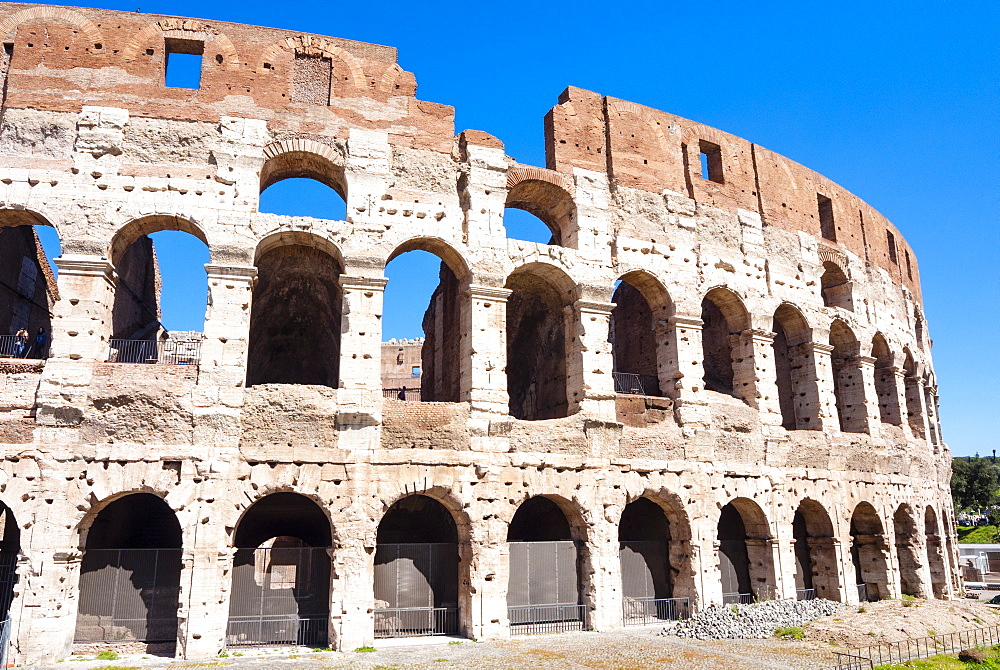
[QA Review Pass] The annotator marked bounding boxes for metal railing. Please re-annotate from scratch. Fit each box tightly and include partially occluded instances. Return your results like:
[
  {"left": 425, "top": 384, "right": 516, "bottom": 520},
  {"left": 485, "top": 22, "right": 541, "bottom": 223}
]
[
  {"left": 374, "top": 607, "right": 458, "bottom": 638},
  {"left": 382, "top": 387, "right": 423, "bottom": 401},
  {"left": 722, "top": 592, "right": 754, "bottom": 604},
  {"left": 0, "top": 618, "right": 9, "bottom": 668},
  {"left": 796, "top": 588, "right": 817, "bottom": 600},
  {"left": 107, "top": 339, "right": 202, "bottom": 366},
  {"left": 0, "top": 334, "right": 48, "bottom": 359},
  {"left": 857, "top": 583, "right": 877, "bottom": 603},
  {"left": 834, "top": 624, "right": 1000, "bottom": 669},
  {"left": 508, "top": 604, "right": 586, "bottom": 635},
  {"left": 623, "top": 597, "right": 689, "bottom": 626},
  {"left": 226, "top": 616, "right": 327, "bottom": 648},
  {"left": 612, "top": 372, "right": 662, "bottom": 396}
]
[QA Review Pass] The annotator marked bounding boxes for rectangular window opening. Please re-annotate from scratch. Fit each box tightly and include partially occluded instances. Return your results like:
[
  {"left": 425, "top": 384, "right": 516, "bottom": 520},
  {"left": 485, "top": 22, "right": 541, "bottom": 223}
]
[
  {"left": 411, "top": 366, "right": 421, "bottom": 378},
  {"left": 817, "top": 194, "right": 835, "bottom": 241},
  {"left": 698, "top": 140, "right": 724, "bottom": 184},
  {"left": 165, "top": 38, "right": 203, "bottom": 89},
  {"left": 887, "top": 230, "right": 898, "bottom": 264},
  {"left": 905, "top": 250, "right": 912, "bottom": 279}
]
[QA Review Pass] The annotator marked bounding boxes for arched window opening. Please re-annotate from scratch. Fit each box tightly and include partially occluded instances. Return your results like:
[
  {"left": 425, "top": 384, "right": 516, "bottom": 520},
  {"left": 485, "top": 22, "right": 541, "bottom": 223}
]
[
  {"left": 872, "top": 334, "right": 902, "bottom": 425},
  {"left": 792, "top": 500, "right": 839, "bottom": 601},
  {"left": 0, "top": 503, "right": 20, "bottom": 622},
  {"left": 923, "top": 377, "right": 941, "bottom": 446},
  {"left": 850, "top": 503, "right": 890, "bottom": 602},
  {"left": 610, "top": 278, "right": 663, "bottom": 397},
  {"left": 374, "top": 495, "right": 460, "bottom": 638},
  {"left": 619, "top": 498, "right": 687, "bottom": 623},
  {"left": 0, "top": 213, "right": 60, "bottom": 359},
  {"left": 820, "top": 261, "right": 853, "bottom": 311},
  {"left": 259, "top": 177, "right": 347, "bottom": 222},
  {"left": 902, "top": 350, "right": 925, "bottom": 439},
  {"left": 247, "top": 243, "right": 342, "bottom": 387},
  {"left": 893, "top": 505, "right": 924, "bottom": 598},
  {"left": 772, "top": 305, "right": 815, "bottom": 430},
  {"left": 830, "top": 321, "right": 866, "bottom": 433},
  {"left": 504, "top": 178, "right": 575, "bottom": 247},
  {"left": 227, "top": 493, "right": 331, "bottom": 648},
  {"left": 717, "top": 499, "right": 774, "bottom": 604},
  {"left": 701, "top": 289, "right": 750, "bottom": 397},
  {"left": 507, "top": 497, "right": 585, "bottom": 633},
  {"left": 74, "top": 493, "right": 183, "bottom": 650},
  {"left": 383, "top": 247, "right": 463, "bottom": 402},
  {"left": 924, "top": 506, "right": 947, "bottom": 599},
  {"left": 505, "top": 267, "right": 571, "bottom": 420},
  {"left": 109, "top": 227, "right": 208, "bottom": 366}
]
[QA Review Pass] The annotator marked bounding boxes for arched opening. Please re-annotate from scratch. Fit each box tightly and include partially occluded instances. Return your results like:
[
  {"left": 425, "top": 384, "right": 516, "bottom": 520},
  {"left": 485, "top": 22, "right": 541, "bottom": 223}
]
[
  {"left": 374, "top": 495, "right": 460, "bottom": 638},
  {"left": 246, "top": 238, "right": 343, "bottom": 387},
  {"left": 505, "top": 265, "right": 572, "bottom": 420},
  {"left": 383, "top": 242, "right": 467, "bottom": 402},
  {"left": 74, "top": 493, "right": 183, "bottom": 650},
  {"left": 0, "top": 211, "right": 59, "bottom": 359},
  {"left": 902, "top": 349, "right": 925, "bottom": 438},
  {"left": 619, "top": 498, "right": 688, "bottom": 623},
  {"left": 108, "top": 218, "right": 209, "bottom": 366},
  {"left": 610, "top": 273, "right": 672, "bottom": 397},
  {"left": 872, "top": 334, "right": 901, "bottom": 425},
  {"left": 507, "top": 496, "right": 585, "bottom": 633},
  {"left": 0, "top": 502, "right": 20, "bottom": 622},
  {"left": 924, "top": 506, "right": 947, "bottom": 599},
  {"left": 717, "top": 498, "right": 774, "bottom": 603},
  {"left": 820, "top": 261, "right": 853, "bottom": 311},
  {"left": 850, "top": 502, "right": 890, "bottom": 601},
  {"left": 259, "top": 150, "right": 348, "bottom": 222},
  {"left": 504, "top": 179, "right": 575, "bottom": 247},
  {"left": 227, "top": 493, "right": 332, "bottom": 648},
  {"left": 830, "top": 320, "right": 866, "bottom": 433},
  {"left": 772, "top": 304, "right": 816, "bottom": 430},
  {"left": 893, "top": 504, "right": 924, "bottom": 598},
  {"left": 792, "top": 500, "right": 840, "bottom": 601},
  {"left": 701, "top": 288, "right": 750, "bottom": 397}
]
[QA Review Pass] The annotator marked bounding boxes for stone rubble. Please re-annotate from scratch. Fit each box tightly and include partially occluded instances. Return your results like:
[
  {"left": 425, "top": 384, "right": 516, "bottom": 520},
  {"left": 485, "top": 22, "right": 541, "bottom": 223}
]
[{"left": 663, "top": 599, "right": 847, "bottom": 640}]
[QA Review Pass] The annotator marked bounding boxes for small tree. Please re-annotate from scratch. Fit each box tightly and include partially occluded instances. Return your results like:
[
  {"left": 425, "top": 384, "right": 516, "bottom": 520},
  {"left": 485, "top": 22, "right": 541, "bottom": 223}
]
[{"left": 952, "top": 456, "right": 1000, "bottom": 512}]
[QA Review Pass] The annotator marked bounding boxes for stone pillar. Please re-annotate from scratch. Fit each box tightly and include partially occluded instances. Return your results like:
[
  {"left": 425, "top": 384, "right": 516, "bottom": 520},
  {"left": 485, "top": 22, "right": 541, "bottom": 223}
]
[
  {"left": 458, "top": 133, "right": 508, "bottom": 242},
  {"left": 659, "top": 315, "right": 711, "bottom": 429},
  {"left": 460, "top": 284, "right": 512, "bottom": 417},
  {"left": 34, "top": 255, "right": 116, "bottom": 425},
  {"left": 856, "top": 355, "right": 882, "bottom": 437},
  {"left": 746, "top": 538, "right": 782, "bottom": 601},
  {"left": 584, "top": 516, "right": 622, "bottom": 631},
  {"left": 466, "top": 514, "right": 509, "bottom": 641},
  {"left": 566, "top": 168, "right": 612, "bottom": 263},
  {"left": 737, "top": 329, "right": 784, "bottom": 434},
  {"left": 904, "top": 376, "right": 931, "bottom": 441},
  {"left": 13, "top": 549, "right": 80, "bottom": 664},
  {"left": 178, "top": 543, "right": 233, "bottom": 658},
  {"left": 565, "top": 299, "right": 616, "bottom": 421},
  {"left": 874, "top": 365, "right": 906, "bottom": 429},
  {"left": 337, "top": 276, "right": 387, "bottom": 451},
  {"left": 197, "top": 264, "right": 256, "bottom": 388},
  {"left": 705, "top": 540, "right": 725, "bottom": 606},
  {"left": 808, "top": 537, "right": 847, "bottom": 602},
  {"left": 331, "top": 533, "right": 376, "bottom": 650},
  {"left": 774, "top": 532, "right": 800, "bottom": 600}
]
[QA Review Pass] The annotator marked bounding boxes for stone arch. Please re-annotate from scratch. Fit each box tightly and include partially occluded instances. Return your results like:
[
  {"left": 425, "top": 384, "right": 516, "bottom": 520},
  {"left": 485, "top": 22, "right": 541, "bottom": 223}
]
[
  {"left": 607, "top": 99, "right": 671, "bottom": 156},
  {"left": 122, "top": 19, "right": 239, "bottom": 68},
  {"left": 109, "top": 214, "right": 210, "bottom": 266},
  {"left": 260, "top": 140, "right": 348, "bottom": 200},
  {"left": 772, "top": 303, "right": 816, "bottom": 430},
  {"left": 387, "top": 237, "right": 469, "bottom": 280},
  {"left": 923, "top": 505, "right": 947, "bottom": 599},
  {"left": 893, "top": 503, "right": 925, "bottom": 598},
  {"left": 902, "top": 347, "right": 926, "bottom": 438},
  {"left": 830, "top": 319, "right": 866, "bottom": 433},
  {"left": 610, "top": 271, "right": 673, "bottom": 397},
  {"left": 792, "top": 498, "right": 841, "bottom": 601},
  {"left": 0, "top": 207, "right": 60, "bottom": 351},
  {"left": 505, "top": 167, "right": 576, "bottom": 247},
  {"left": 701, "top": 286, "right": 750, "bottom": 397},
  {"left": 377, "top": 62, "right": 416, "bottom": 96},
  {"left": 717, "top": 497, "right": 775, "bottom": 602},
  {"left": 0, "top": 6, "right": 105, "bottom": 50},
  {"left": 872, "top": 333, "right": 902, "bottom": 425},
  {"left": 74, "top": 492, "right": 183, "bottom": 647},
  {"left": 505, "top": 262, "right": 576, "bottom": 420},
  {"left": 257, "top": 36, "right": 366, "bottom": 92},
  {"left": 821, "top": 260, "right": 854, "bottom": 311},
  {"left": 247, "top": 231, "right": 345, "bottom": 387},
  {"left": 850, "top": 502, "right": 890, "bottom": 601}
]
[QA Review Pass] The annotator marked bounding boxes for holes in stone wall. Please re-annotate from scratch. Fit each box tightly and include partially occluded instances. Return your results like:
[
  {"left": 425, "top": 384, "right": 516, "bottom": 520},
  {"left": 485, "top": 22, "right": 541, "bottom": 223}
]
[
  {"left": 886, "top": 230, "right": 898, "bottom": 264},
  {"left": 698, "top": 140, "right": 724, "bottom": 184},
  {"left": 817, "top": 194, "right": 835, "bottom": 241}
]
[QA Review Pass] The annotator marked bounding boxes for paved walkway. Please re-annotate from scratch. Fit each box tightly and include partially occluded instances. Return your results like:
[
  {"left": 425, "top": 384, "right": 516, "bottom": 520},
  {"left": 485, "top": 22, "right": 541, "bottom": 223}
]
[{"left": 28, "top": 629, "right": 843, "bottom": 670}]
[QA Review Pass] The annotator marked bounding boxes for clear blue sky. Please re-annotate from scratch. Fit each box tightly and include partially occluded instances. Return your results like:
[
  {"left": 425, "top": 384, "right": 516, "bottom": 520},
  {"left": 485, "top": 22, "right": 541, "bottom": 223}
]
[{"left": 31, "top": 0, "right": 997, "bottom": 457}]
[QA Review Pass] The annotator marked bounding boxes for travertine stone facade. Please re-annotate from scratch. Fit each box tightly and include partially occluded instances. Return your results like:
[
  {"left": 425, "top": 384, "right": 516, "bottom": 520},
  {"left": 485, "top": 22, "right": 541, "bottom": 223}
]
[{"left": 0, "top": 4, "right": 956, "bottom": 664}]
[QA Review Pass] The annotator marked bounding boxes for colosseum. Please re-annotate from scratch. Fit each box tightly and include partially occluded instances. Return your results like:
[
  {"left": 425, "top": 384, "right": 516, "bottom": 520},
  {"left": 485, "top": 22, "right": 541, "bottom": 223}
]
[{"left": 0, "top": 3, "right": 956, "bottom": 664}]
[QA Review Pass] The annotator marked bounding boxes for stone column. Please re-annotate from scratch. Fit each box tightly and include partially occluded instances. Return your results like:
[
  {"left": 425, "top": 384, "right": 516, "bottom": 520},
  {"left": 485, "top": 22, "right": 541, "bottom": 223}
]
[
  {"left": 856, "top": 355, "right": 882, "bottom": 437},
  {"left": 35, "top": 255, "right": 116, "bottom": 426},
  {"left": 337, "top": 276, "right": 387, "bottom": 451},
  {"left": 874, "top": 365, "right": 906, "bottom": 429},
  {"left": 197, "top": 264, "right": 256, "bottom": 388},
  {"left": 466, "top": 512, "right": 509, "bottom": 641},
  {"left": 330, "top": 531, "right": 377, "bottom": 650},
  {"left": 460, "top": 284, "right": 512, "bottom": 417},
  {"left": 904, "top": 376, "right": 931, "bottom": 441},
  {"left": 178, "top": 541, "right": 233, "bottom": 658},
  {"left": 736, "top": 329, "right": 784, "bottom": 434},
  {"left": 705, "top": 541, "right": 726, "bottom": 606},
  {"left": 746, "top": 538, "right": 782, "bottom": 601},
  {"left": 565, "top": 299, "right": 616, "bottom": 421},
  {"left": 806, "top": 342, "right": 841, "bottom": 431},
  {"left": 583, "top": 515, "right": 622, "bottom": 631},
  {"left": 659, "top": 315, "right": 711, "bottom": 429}
]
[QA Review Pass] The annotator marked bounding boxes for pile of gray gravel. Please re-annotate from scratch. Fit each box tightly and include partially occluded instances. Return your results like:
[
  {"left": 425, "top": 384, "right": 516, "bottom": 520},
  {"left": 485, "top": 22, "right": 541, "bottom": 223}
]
[{"left": 662, "top": 598, "right": 846, "bottom": 640}]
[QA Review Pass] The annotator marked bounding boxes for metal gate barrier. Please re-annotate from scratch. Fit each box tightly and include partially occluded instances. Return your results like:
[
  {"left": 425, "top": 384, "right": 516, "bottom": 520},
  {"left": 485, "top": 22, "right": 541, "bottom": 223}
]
[
  {"left": 374, "top": 543, "right": 458, "bottom": 638},
  {"left": 226, "top": 546, "right": 330, "bottom": 648},
  {"left": 74, "top": 548, "right": 182, "bottom": 643},
  {"left": 507, "top": 541, "right": 585, "bottom": 634}
]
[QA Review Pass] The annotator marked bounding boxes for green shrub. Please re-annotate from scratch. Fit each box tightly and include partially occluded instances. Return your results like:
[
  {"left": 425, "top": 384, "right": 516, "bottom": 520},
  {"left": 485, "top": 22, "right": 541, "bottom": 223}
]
[
  {"left": 355, "top": 646, "right": 377, "bottom": 653},
  {"left": 95, "top": 651, "right": 118, "bottom": 661},
  {"left": 774, "top": 626, "right": 805, "bottom": 640}
]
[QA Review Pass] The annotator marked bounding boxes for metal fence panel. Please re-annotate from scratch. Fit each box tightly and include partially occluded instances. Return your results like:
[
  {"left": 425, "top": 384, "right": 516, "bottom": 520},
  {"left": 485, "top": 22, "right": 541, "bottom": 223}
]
[
  {"left": 620, "top": 540, "right": 669, "bottom": 600},
  {"left": 508, "top": 604, "right": 586, "bottom": 635},
  {"left": 623, "top": 597, "right": 690, "bottom": 626},
  {"left": 108, "top": 339, "right": 202, "bottom": 366},
  {"left": 373, "top": 543, "right": 458, "bottom": 638},
  {"left": 834, "top": 624, "right": 1000, "bottom": 669},
  {"left": 226, "top": 546, "right": 329, "bottom": 648},
  {"left": 75, "top": 548, "right": 182, "bottom": 643},
  {"left": 507, "top": 541, "right": 583, "bottom": 634}
]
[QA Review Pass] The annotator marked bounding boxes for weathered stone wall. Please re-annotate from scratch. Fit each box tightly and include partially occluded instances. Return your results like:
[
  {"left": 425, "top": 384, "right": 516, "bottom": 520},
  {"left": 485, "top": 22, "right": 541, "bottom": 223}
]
[{"left": 0, "top": 3, "right": 954, "bottom": 665}]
